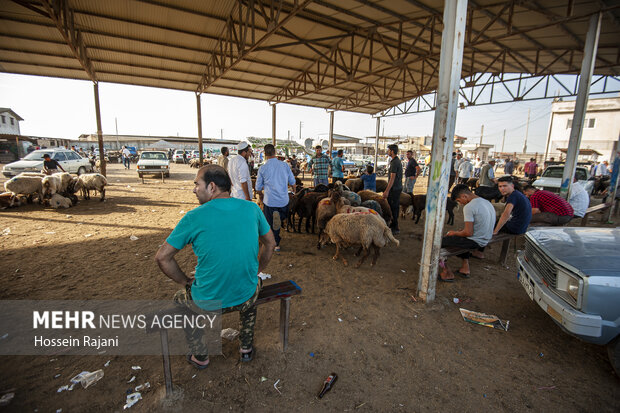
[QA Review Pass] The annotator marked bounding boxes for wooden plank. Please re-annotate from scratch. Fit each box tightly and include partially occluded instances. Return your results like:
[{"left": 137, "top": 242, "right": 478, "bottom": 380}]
[
  {"left": 160, "top": 329, "right": 173, "bottom": 396},
  {"left": 280, "top": 297, "right": 291, "bottom": 352}
]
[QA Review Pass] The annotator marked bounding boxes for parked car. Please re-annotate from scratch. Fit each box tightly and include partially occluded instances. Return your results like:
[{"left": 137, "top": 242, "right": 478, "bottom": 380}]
[
  {"left": 172, "top": 150, "right": 187, "bottom": 163},
  {"left": 190, "top": 150, "right": 200, "bottom": 159},
  {"left": 2, "top": 148, "right": 93, "bottom": 177},
  {"left": 137, "top": 151, "right": 170, "bottom": 178},
  {"left": 517, "top": 227, "right": 620, "bottom": 376},
  {"left": 533, "top": 165, "right": 594, "bottom": 195}
]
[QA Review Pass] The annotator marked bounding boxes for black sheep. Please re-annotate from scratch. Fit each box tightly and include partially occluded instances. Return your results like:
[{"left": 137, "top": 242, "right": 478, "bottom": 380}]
[{"left": 411, "top": 194, "right": 457, "bottom": 226}]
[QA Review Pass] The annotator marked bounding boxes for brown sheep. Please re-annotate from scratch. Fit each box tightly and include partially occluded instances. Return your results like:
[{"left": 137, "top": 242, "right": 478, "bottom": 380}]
[
  {"left": 315, "top": 183, "right": 346, "bottom": 247},
  {"left": 375, "top": 179, "right": 389, "bottom": 193},
  {"left": 344, "top": 178, "right": 363, "bottom": 193},
  {"left": 399, "top": 192, "right": 414, "bottom": 218},
  {"left": 318, "top": 212, "right": 399, "bottom": 267},
  {"left": 357, "top": 190, "right": 392, "bottom": 227}
]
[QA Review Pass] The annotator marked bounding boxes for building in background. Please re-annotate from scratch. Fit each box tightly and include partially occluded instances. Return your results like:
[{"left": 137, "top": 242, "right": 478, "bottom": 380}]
[
  {"left": 546, "top": 96, "right": 620, "bottom": 162},
  {"left": 0, "top": 108, "right": 23, "bottom": 135}
]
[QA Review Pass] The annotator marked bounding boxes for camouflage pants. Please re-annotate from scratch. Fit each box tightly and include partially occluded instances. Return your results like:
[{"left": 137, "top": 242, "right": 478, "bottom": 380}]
[{"left": 173, "top": 280, "right": 261, "bottom": 359}]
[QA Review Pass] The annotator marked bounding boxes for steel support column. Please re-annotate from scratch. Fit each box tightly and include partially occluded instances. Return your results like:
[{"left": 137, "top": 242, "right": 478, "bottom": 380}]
[
  {"left": 543, "top": 111, "right": 555, "bottom": 162},
  {"left": 271, "top": 104, "right": 277, "bottom": 146},
  {"left": 374, "top": 116, "right": 380, "bottom": 169},
  {"left": 196, "top": 93, "right": 204, "bottom": 165},
  {"left": 328, "top": 111, "right": 335, "bottom": 158},
  {"left": 417, "top": 0, "right": 468, "bottom": 303},
  {"left": 607, "top": 137, "right": 620, "bottom": 221},
  {"left": 560, "top": 13, "right": 602, "bottom": 199},
  {"left": 93, "top": 82, "right": 105, "bottom": 177}
]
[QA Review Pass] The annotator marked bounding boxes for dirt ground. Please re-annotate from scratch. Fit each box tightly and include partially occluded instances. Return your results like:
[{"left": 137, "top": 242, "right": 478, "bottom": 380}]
[{"left": 0, "top": 162, "right": 619, "bottom": 412}]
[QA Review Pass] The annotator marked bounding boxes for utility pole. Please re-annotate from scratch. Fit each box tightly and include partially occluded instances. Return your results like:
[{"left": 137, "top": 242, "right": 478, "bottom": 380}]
[
  {"left": 115, "top": 117, "right": 119, "bottom": 148},
  {"left": 501, "top": 129, "right": 506, "bottom": 153},
  {"left": 220, "top": 128, "right": 223, "bottom": 139},
  {"left": 299, "top": 121, "right": 303, "bottom": 143},
  {"left": 288, "top": 130, "right": 290, "bottom": 141},
  {"left": 523, "top": 108, "right": 531, "bottom": 154},
  {"left": 479, "top": 124, "right": 484, "bottom": 145}
]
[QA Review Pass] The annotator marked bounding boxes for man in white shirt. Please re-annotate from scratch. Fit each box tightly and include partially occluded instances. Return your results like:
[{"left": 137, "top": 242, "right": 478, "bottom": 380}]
[
  {"left": 228, "top": 142, "right": 253, "bottom": 200},
  {"left": 457, "top": 158, "right": 473, "bottom": 184},
  {"left": 596, "top": 161, "right": 611, "bottom": 177},
  {"left": 569, "top": 176, "right": 589, "bottom": 218},
  {"left": 474, "top": 157, "right": 483, "bottom": 177},
  {"left": 122, "top": 146, "right": 132, "bottom": 170}
]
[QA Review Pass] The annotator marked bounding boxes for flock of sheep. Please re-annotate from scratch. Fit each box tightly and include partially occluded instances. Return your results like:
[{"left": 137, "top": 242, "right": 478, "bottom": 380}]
[{"left": 1, "top": 172, "right": 108, "bottom": 209}]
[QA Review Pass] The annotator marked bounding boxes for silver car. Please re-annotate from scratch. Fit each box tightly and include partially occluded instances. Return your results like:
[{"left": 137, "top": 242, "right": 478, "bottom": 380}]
[
  {"left": 517, "top": 227, "right": 620, "bottom": 375},
  {"left": 137, "top": 151, "right": 170, "bottom": 178},
  {"left": 2, "top": 148, "right": 93, "bottom": 177}
]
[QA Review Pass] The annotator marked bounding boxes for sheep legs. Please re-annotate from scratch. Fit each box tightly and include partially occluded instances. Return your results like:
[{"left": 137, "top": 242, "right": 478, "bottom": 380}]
[
  {"left": 371, "top": 245, "right": 380, "bottom": 266},
  {"left": 332, "top": 243, "right": 348, "bottom": 266},
  {"left": 355, "top": 246, "right": 371, "bottom": 268},
  {"left": 100, "top": 188, "right": 105, "bottom": 201}
]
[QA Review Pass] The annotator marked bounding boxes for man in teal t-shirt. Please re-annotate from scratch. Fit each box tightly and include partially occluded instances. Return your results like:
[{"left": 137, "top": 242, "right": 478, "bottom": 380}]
[
  {"left": 331, "top": 149, "right": 345, "bottom": 184},
  {"left": 155, "top": 165, "right": 276, "bottom": 369}
]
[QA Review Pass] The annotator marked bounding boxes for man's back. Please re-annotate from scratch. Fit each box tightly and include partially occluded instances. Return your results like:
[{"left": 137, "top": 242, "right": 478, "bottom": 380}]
[
  {"left": 458, "top": 161, "right": 473, "bottom": 178},
  {"left": 505, "top": 190, "right": 531, "bottom": 234},
  {"left": 530, "top": 190, "right": 573, "bottom": 216},
  {"left": 479, "top": 164, "right": 494, "bottom": 186},
  {"left": 256, "top": 158, "right": 295, "bottom": 207},
  {"left": 569, "top": 182, "right": 589, "bottom": 218},
  {"left": 505, "top": 161, "right": 514, "bottom": 175},
  {"left": 228, "top": 154, "right": 253, "bottom": 199},
  {"left": 217, "top": 154, "right": 229, "bottom": 171},
  {"left": 166, "top": 198, "right": 269, "bottom": 309},
  {"left": 332, "top": 156, "right": 344, "bottom": 178}
]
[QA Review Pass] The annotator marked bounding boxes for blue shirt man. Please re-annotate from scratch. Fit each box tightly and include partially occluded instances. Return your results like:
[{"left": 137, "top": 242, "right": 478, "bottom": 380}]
[
  {"left": 494, "top": 176, "right": 531, "bottom": 235},
  {"left": 155, "top": 164, "right": 276, "bottom": 367},
  {"left": 255, "top": 144, "right": 296, "bottom": 250},
  {"left": 360, "top": 165, "right": 376, "bottom": 191},
  {"left": 331, "top": 150, "right": 345, "bottom": 183}
]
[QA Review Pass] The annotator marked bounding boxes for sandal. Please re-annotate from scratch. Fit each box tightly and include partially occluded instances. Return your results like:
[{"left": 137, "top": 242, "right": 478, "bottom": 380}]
[
  {"left": 456, "top": 271, "right": 471, "bottom": 279},
  {"left": 438, "top": 275, "right": 454, "bottom": 283},
  {"left": 186, "top": 354, "right": 209, "bottom": 370},
  {"left": 240, "top": 348, "right": 255, "bottom": 362}
]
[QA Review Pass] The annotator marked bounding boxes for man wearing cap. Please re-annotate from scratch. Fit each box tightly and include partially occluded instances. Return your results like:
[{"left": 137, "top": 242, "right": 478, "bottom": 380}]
[
  {"left": 255, "top": 144, "right": 296, "bottom": 252},
  {"left": 42, "top": 153, "right": 66, "bottom": 175},
  {"left": 309, "top": 145, "right": 330, "bottom": 186},
  {"left": 228, "top": 142, "right": 253, "bottom": 201}
]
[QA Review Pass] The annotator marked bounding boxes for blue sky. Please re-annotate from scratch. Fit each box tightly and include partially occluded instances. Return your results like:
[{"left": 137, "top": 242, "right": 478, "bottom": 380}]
[{"left": 0, "top": 72, "right": 565, "bottom": 153}]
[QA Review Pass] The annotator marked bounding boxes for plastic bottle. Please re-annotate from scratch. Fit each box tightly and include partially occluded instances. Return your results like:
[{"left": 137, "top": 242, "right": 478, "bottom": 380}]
[{"left": 80, "top": 369, "right": 104, "bottom": 388}]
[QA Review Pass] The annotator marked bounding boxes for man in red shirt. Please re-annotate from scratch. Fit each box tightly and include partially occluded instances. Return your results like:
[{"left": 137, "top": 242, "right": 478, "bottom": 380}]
[
  {"left": 523, "top": 185, "right": 574, "bottom": 225},
  {"left": 523, "top": 158, "right": 538, "bottom": 179}
]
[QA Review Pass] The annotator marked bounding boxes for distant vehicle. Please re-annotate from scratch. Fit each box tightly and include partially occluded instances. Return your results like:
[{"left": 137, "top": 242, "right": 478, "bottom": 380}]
[
  {"left": 517, "top": 227, "right": 620, "bottom": 376},
  {"left": 126, "top": 146, "right": 138, "bottom": 157},
  {"left": 417, "top": 157, "right": 426, "bottom": 166},
  {"left": 2, "top": 148, "right": 93, "bottom": 177},
  {"left": 172, "top": 150, "right": 187, "bottom": 163},
  {"left": 137, "top": 151, "right": 170, "bottom": 178},
  {"left": 191, "top": 150, "right": 200, "bottom": 159},
  {"left": 533, "top": 165, "right": 594, "bottom": 195}
]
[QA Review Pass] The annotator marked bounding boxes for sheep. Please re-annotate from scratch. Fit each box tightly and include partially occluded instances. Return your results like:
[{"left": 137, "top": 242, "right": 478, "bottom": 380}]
[
  {"left": 344, "top": 178, "right": 363, "bottom": 193},
  {"left": 293, "top": 190, "right": 328, "bottom": 233},
  {"left": 287, "top": 188, "right": 310, "bottom": 232},
  {"left": 357, "top": 190, "right": 393, "bottom": 227},
  {"left": 0, "top": 192, "right": 27, "bottom": 208},
  {"left": 49, "top": 193, "right": 72, "bottom": 209},
  {"left": 375, "top": 179, "right": 389, "bottom": 193},
  {"left": 315, "top": 183, "right": 346, "bottom": 246},
  {"left": 399, "top": 192, "right": 414, "bottom": 218},
  {"left": 75, "top": 173, "right": 108, "bottom": 201},
  {"left": 361, "top": 200, "right": 383, "bottom": 216},
  {"left": 189, "top": 158, "right": 201, "bottom": 168},
  {"left": 411, "top": 194, "right": 457, "bottom": 225},
  {"left": 335, "top": 195, "right": 376, "bottom": 215},
  {"left": 342, "top": 190, "right": 361, "bottom": 206},
  {"left": 318, "top": 212, "right": 400, "bottom": 267},
  {"left": 466, "top": 177, "right": 479, "bottom": 191},
  {"left": 41, "top": 172, "right": 73, "bottom": 198},
  {"left": 4, "top": 175, "right": 43, "bottom": 206}
]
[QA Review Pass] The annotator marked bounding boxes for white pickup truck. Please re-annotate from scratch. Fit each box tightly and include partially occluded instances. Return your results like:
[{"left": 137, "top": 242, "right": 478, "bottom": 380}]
[{"left": 532, "top": 165, "right": 594, "bottom": 195}]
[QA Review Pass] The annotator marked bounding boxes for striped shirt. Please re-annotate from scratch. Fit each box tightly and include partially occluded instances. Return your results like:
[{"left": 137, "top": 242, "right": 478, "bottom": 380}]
[
  {"left": 529, "top": 190, "right": 574, "bottom": 217},
  {"left": 309, "top": 154, "right": 330, "bottom": 180}
]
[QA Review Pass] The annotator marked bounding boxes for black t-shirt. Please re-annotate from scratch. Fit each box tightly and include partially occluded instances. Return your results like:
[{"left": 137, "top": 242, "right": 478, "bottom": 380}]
[
  {"left": 44, "top": 159, "right": 60, "bottom": 169},
  {"left": 405, "top": 158, "right": 419, "bottom": 177},
  {"left": 389, "top": 156, "right": 403, "bottom": 192}
]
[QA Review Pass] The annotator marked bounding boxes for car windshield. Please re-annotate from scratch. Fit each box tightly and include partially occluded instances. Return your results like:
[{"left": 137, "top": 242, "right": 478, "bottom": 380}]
[
  {"left": 141, "top": 152, "right": 167, "bottom": 160},
  {"left": 23, "top": 150, "right": 51, "bottom": 161},
  {"left": 542, "top": 167, "right": 587, "bottom": 180}
]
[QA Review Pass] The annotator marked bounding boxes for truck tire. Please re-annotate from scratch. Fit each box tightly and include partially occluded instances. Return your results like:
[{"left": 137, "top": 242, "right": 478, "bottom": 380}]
[{"left": 608, "top": 335, "right": 620, "bottom": 377}]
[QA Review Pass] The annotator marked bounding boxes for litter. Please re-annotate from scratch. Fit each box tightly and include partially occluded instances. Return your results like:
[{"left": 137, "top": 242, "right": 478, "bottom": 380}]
[
  {"left": 258, "top": 272, "right": 271, "bottom": 280},
  {"left": 539, "top": 353, "right": 544, "bottom": 358},
  {"left": 131, "top": 366, "right": 141, "bottom": 370},
  {"left": 104, "top": 360, "right": 110, "bottom": 367},
  {"left": 134, "top": 382, "right": 150, "bottom": 391},
  {"left": 129, "top": 235, "right": 139, "bottom": 241},
  {"left": 309, "top": 352, "right": 315, "bottom": 357},
  {"left": 337, "top": 318, "right": 343, "bottom": 322},
  {"left": 54, "top": 374, "right": 61, "bottom": 378},
  {"left": 221, "top": 328, "right": 239, "bottom": 341},
  {"left": 0, "top": 333, "right": 8, "bottom": 340},
  {"left": 84, "top": 234, "right": 93, "bottom": 238},
  {"left": 70, "top": 371, "right": 90, "bottom": 384},
  {"left": 537, "top": 385, "right": 556, "bottom": 390},
  {"left": 192, "top": 374, "right": 197, "bottom": 379},
  {"left": 0, "top": 392, "right": 14, "bottom": 407},
  {"left": 123, "top": 392, "right": 142, "bottom": 409},
  {"left": 80, "top": 370, "right": 104, "bottom": 388},
  {"left": 45, "top": 231, "right": 56, "bottom": 235},
  {"left": 453, "top": 298, "right": 460, "bottom": 304},
  {"left": 57, "top": 385, "right": 69, "bottom": 393},
  {"left": 127, "top": 376, "right": 135, "bottom": 383},
  {"left": 260, "top": 377, "right": 268, "bottom": 382},
  {"left": 401, "top": 269, "right": 406, "bottom": 273},
  {"left": 459, "top": 308, "right": 509, "bottom": 331},
  {"left": 65, "top": 215, "right": 72, "bottom": 218},
  {"left": 2, "top": 228, "right": 10, "bottom": 236},
  {"left": 179, "top": 210, "right": 186, "bottom": 214},
  {"left": 56, "top": 409, "right": 62, "bottom": 413},
  {"left": 273, "top": 379, "right": 282, "bottom": 395}
]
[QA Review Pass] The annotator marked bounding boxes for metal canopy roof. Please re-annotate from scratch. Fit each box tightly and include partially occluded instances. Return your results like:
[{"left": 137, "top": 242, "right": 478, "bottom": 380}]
[{"left": 1, "top": 0, "right": 619, "bottom": 115}]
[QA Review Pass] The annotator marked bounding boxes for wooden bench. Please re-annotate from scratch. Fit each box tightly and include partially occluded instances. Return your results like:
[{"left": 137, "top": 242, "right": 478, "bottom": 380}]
[
  {"left": 580, "top": 202, "right": 612, "bottom": 226},
  {"left": 146, "top": 280, "right": 302, "bottom": 396},
  {"left": 440, "top": 232, "right": 516, "bottom": 267}
]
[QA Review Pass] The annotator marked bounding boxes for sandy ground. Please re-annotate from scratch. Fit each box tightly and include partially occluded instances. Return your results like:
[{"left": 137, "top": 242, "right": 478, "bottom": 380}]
[{"left": 0, "top": 162, "right": 619, "bottom": 412}]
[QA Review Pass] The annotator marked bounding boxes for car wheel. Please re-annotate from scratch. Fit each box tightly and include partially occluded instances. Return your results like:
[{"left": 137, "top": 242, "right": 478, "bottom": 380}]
[
  {"left": 138, "top": 173, "right": 143, "bottom": 178},
  {"left": 608, "top": 335, "right": 620, "bottom": 377},
  {"left": 77, "top": 166, "right": 86, "bottom": 176},
  {"left": 164, "top": 172, "right": 170, "bottom": 178}
]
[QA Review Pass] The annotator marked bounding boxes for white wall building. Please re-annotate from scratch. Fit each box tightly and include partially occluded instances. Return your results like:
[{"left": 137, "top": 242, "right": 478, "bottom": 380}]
[
  {"left": 546, "top": 96, "right": 620, "bottom": 162},
  {"left": 0, "top": 108, "right": 23, "bottom": 135}
]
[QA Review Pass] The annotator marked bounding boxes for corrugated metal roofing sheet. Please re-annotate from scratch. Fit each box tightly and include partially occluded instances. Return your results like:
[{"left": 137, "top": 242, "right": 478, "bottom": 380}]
[{"left": 0, "top": 0, "right": 618, "bottom": 114}]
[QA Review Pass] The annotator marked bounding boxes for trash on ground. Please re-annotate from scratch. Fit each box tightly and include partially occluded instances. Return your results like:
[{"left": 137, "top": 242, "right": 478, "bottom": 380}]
[
  {"left": 337, "top": 318, "right": 343, "bottom": 322},
  {"left": 57, "top": 385, "right": 70, "bottom": 393},
  {"left": 317, "top": 373, "right": 338, "bottom": 399},
  {"left": 258, "top": 272, "right": 271, "bottom": 280},
  {"left": 70, "top": 371, "right": 90, "bottom": 384},
  {"left": 80, "top": 370, "right": 104, "bottom": 388},
  {"left": 0, "top": 333, "right": 8, "bottom": 340},
  {"left": 459, "top": 308, "right": 509, "bottom": 331},
  {"left": 273, "top": 379, "right": 282, "bottom": 395},
  {"left": 179, "top": 210, "right": 186, "bottom": 214},
  {"left": 0, "top": 392, "right": 14, "bottom": 407},
  {"left": 84, "top": 234, "right": 93, "bottom": 238},
  {"left": 221, "top": 328, "right": 239, "bottom": 341},
  {"left": 134, "top": 382, "right": 150, "bottom": 391},
  {"left": 123, "top": 392, "right": 142, "bottom": 409},
  {"left": 128, "top": 376, "right": 136, "bottom": 383},
  {"left": 2, "top": 228, "right": 10, "bottom": 236},
  {"left": 453, "top": 298, "right": 460, "bottom": 304},
  {"left": 131, "top": 366, "right": 141, "bottom": 370},
  {"left": 129, "top": 235, "right": 139, "bottom": 241},
  {"left": 260, "top": 377, "right": 268, "bottom": 382},
  {"left": 309, "top": 352, "right": 315, "bottom": 357},
  {"left": 54, "top": 374, "right": 61, "bottom": 378},
  {"left": 104, "top": 360, "right": 111, "bottom": 367},
  {"left": 537, "top": 385, "right": 556, "bottom": 390},
  {"left": 401, "top": 269, "right": 406, "bottom": 273}
]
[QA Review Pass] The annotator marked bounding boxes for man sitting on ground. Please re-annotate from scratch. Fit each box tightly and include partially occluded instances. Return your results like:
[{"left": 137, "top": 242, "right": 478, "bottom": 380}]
[
  {"left": 494, "top": 176, "right": 531, "bottom": 235},
  {"left": 439, "top": 184, "right": 495, "bottom": 281},
  {"left": 523, "top": 185, "right": 574, "bottom": 225},
  {"left": 155, "top": 165, "right": 276, "bottom": 369},
  {"left": 569, "top": 175, "right": 589, "bottom": 219}
]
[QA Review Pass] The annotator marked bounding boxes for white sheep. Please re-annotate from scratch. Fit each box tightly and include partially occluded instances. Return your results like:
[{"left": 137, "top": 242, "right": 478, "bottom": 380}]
[
  {"left": 75, "top": 173, "right": 108, "bottom": 201},
  {"left": 41, "top": 174, "right": 63, "bottom": 198},
  {"left": 49, "top": 193, "right": 72, "bottom": 209},
  {"left": 4, "top": 175, "right": 43, "bottom": 206},
  {"left": 318, "top": 212, "right": 399, "bottom": 267}
]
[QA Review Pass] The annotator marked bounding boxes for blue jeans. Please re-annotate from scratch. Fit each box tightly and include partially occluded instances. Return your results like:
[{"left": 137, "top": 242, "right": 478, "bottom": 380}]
[
  {"left": 263, "top": 204, "right": 289, "bottom": 247},
  {"left": 123, "top": 157, "right": 131, "bottom": 169},
  {"left": 314, "top": 177, "right": 328, "bottom": 186},
  {"left": 404, "top": 176, "right": 416, "bottom": 193}
]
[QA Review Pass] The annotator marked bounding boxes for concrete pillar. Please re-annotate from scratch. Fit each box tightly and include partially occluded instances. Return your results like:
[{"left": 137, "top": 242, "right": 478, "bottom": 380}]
[
  {"left": 328, "top": 111, "right": 334, "bottom": 158},
  {"left": 543, "top": 111, "right": 555, "bottom": 162},
  {"left": 272, "top": 103, "right": 276, "bottom": 146},
  {"left": 560, "top": 13, "right": 602, "bottom": 200},
  {"left": 374, "top": 116, "right": 380, "bottom": 169},
  {"left": 196, "top": 93, "right": 204, "bottom": 165},
  {"left": 607, "top": 137, "right": 620, "bottom": 221},
  {"left": 93, "top": 82, "right": 106, "bottom": 177},
  {"left": 417, "top": 0, "right": 468, "bottom": 303}
]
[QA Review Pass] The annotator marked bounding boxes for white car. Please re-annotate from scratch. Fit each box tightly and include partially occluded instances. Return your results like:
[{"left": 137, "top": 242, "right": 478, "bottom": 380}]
[
  {"left": 137, "top": 151, "right": 170, "bottom": 178},
  {"left": 533, "top": 165, "right": 594, "bottom": 195},
  {"left": 172, "top": 150, "right": 187, "bottom": 163},
  {"left": 2, "top": 148, "right": 93, "bottom": 177}
]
